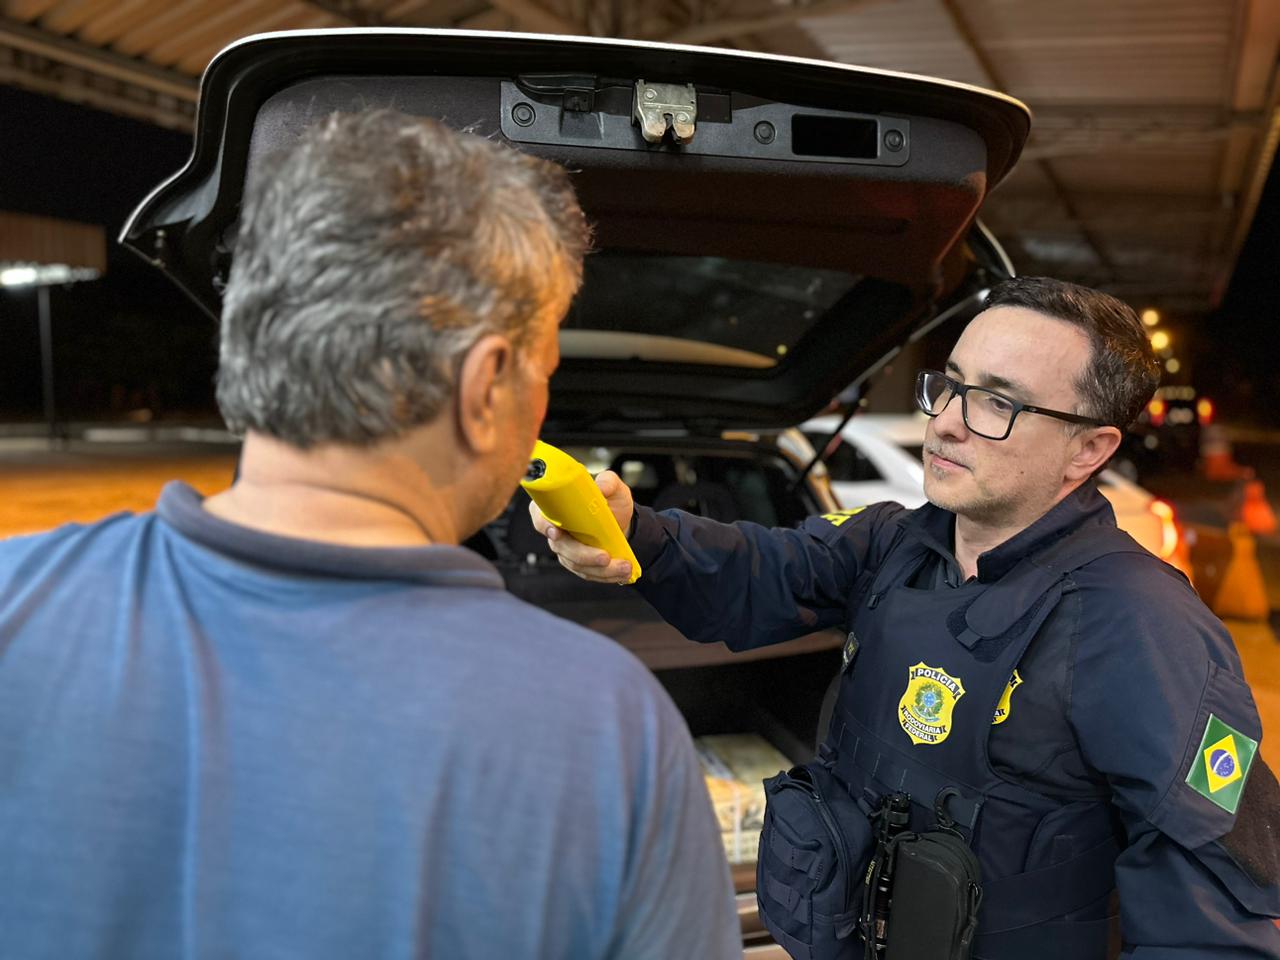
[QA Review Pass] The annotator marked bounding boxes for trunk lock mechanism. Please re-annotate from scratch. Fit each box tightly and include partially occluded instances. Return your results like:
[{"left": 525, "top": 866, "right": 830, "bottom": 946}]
[{"left": 633, "top": 80, "right": 697, "bottom": 144}]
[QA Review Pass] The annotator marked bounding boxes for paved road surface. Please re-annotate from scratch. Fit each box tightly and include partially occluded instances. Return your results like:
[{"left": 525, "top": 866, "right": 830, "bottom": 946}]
[{"left": 0, "top": 439, "right": 236, "bottom": 537}]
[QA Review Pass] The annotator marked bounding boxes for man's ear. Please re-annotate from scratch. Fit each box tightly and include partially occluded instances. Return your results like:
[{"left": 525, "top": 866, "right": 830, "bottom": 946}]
[
  {"left": 1066, "top": 425, "right": 1123, "bottom": 482},
  {"left": 455, "top": 334, "right": 514, "bottom": 454}
]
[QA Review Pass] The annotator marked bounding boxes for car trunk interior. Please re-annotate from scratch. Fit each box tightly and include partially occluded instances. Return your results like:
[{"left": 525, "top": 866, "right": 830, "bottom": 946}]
[{"left": 472, "top": 433, "right": 845, "bottom": 940}]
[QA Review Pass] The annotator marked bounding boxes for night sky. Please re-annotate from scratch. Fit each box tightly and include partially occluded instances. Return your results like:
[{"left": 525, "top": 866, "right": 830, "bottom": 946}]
[
  {"left": 1212, "top": 147, "right": 1280, "bottom": 422},
  {"left": 2, "top": 83, "right": 1278, "bottom": 425}
]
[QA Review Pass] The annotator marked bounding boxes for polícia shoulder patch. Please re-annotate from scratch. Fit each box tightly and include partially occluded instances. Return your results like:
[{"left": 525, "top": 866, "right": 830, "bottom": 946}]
[
  {"left": 992, "top": 669, "right": 1022, "bottom": 726},
  {"left": 822, "top": 507, "right": 866, "bottom": 527},
  {"left": 1186, "top": 713, "right": 1259, "bottom": 814}
]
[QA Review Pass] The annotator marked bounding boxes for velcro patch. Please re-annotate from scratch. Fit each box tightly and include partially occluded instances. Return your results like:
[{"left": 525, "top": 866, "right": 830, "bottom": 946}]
[{"left": 1186, "top": 713, "right": 1259, "bottom": 814}]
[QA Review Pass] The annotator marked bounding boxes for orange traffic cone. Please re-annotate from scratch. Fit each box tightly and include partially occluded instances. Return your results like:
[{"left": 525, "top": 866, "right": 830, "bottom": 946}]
[
  {"left": 1210, "top": 523, "right": 1270, "bottom": 621},
  {"left": 1200, "top": 425, "right": 1249, "bottom": 482},
  {"left": 1237, "top": 478, "right": 1278, "bottom": 537}
]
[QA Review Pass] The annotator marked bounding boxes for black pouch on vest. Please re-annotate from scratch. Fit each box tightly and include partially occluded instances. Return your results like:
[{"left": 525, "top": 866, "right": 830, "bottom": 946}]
[
  {"left": 883, "top": 830, "right": 982, "bottom": 960},
  {"left": 757, "top": 761, "right": 875, "bottom": 960}
]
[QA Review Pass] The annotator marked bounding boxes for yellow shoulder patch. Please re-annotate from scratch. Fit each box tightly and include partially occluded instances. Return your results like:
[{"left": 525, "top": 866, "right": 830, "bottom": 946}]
[
  {"left": 821, "top": 507, "right": 867, "bottom": 527},
  {"left": 991, "top": 670, "right": 1022, "bottom": 726}
]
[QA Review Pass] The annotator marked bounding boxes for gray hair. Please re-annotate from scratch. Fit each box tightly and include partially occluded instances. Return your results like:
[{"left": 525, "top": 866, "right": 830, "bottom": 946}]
[
  {"left": 216, "top": 110, "right": 590, "bottom": 448},
  {"left": 983, "top": 276, "right": 1160, "bottom": 430}
]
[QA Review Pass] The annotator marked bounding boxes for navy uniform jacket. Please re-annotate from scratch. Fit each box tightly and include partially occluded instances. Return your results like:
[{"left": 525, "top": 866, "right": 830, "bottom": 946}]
[{"left": 630, "top": 481, "right": 1280, "bottom": 958}]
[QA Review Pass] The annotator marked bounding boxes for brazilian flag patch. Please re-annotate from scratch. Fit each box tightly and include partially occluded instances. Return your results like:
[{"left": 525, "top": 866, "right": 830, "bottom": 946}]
[{"left": 1185, "top": 713, "right": 1258, "bottom": 814}]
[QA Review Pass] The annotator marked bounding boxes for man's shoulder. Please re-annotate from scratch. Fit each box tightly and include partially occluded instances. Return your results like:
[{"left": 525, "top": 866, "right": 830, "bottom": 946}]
[
  {"left": 447, "top": 593, "right": 690, "bottom": 760},
  {"left": 1068, "top": 544, "right": 1198, "bottom": 606},
  {"left": 457, "top": 589, "right": 669, "bottom": 692},
  {"left": 1063, "top": 542, "right": 1234, "bottom": 666},
  {"left": 805, "top": 498, "right": 911, "bottom": 544},
  {"left": 1, "top": 511, "right": 148, "bottom": 576}
]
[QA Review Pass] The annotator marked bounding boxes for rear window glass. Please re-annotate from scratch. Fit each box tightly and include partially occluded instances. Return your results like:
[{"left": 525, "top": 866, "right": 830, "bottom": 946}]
[
  {"left": 474, "top": 446, "right": 813, "bottom": 567},
  {"left": 562, "top": 446, "right": 808, "bottom": 529},
  {"left": 564, "top": 253, "right": 861, "bottom": 364},
  {"left": 803, "top": 431, "right": 884, "bottom": 483}
]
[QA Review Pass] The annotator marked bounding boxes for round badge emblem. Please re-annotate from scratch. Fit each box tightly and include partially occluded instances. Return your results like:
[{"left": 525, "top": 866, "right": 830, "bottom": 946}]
[{"left": 1210, "top": 749, "right": 1236, "bottom": 779}]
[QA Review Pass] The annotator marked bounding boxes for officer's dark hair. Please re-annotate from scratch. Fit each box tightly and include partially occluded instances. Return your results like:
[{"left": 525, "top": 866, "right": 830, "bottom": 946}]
[
  {"left": 217, "top": 109, "right": 590, "bottom": 449},
  {"left": 982, "top": 276, "right": 1160, "bottom": 430}
]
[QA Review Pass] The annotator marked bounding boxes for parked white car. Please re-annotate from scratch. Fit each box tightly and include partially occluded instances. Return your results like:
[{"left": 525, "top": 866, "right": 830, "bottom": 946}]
[{"left": 802, "top": 412, "right": 1193, "bottom": 580}]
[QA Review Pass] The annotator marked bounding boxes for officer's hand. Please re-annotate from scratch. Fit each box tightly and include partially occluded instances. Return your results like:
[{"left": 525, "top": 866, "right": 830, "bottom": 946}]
[{"left": 528, "top": 470, "right": 636, "bottom": 583}]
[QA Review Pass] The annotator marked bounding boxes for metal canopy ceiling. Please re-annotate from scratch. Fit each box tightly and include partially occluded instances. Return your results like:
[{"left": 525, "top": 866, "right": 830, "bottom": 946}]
[{"left": 2, "top": 0, "right": 1278, "bottom": 318}]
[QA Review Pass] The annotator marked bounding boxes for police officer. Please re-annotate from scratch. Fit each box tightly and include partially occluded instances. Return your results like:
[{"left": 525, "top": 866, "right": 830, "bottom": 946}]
[{"left": 532, "top": 276, "right": 1280, "bottom": 959}]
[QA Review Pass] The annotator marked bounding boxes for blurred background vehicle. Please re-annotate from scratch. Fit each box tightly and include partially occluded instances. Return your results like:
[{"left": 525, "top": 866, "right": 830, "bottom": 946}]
[{"left": 1114, "top": 385, "right": 1215, "bottom": 481}]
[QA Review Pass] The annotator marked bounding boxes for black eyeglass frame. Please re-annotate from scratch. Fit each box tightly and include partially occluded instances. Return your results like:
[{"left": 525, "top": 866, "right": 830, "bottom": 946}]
[{"left": 915, "top": 369, "right": 1108, "bottom": 441}]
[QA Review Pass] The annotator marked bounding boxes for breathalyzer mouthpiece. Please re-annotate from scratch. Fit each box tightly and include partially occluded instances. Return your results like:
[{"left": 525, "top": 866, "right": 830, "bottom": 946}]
[{"left": 525, "top": 458, "right": 547, "bottom": 482}]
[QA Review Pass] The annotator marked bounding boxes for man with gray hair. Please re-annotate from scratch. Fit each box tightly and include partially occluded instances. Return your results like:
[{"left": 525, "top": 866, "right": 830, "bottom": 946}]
[{"left": 0, "top": 110, "right": 740, "bottom": 959}]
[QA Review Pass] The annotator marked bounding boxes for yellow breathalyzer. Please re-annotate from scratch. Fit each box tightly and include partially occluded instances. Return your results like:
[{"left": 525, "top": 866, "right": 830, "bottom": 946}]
[{"left": 521, "top": 440, "right": 641, "bottom": 584}]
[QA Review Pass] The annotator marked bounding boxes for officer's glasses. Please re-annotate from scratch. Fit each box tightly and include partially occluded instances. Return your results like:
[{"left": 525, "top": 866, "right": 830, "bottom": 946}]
[{"left": 915, "top": 369, "right": 1106, "bottom": 441}]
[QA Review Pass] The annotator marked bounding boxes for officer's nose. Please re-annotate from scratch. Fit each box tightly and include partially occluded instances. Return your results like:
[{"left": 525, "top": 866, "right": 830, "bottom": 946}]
[{"left": 931, "top": 392, "right": 969, "bottom": 441}]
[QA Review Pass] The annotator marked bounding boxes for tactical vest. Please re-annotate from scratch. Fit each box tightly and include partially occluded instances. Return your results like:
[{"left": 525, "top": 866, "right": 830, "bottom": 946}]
[{"left": 761, "top": 517, "right": 1147, "bottom": 960}]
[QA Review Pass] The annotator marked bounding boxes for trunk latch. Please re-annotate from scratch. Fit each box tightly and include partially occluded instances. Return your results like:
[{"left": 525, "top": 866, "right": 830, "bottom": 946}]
[{"left": 633, "top": 80, "right": 697, "bottom": 144}]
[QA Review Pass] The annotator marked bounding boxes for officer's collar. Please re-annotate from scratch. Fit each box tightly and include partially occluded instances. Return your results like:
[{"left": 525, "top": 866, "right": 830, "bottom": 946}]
[{"left": 900, "top": 481, "right": 1115, "bottom": 582}]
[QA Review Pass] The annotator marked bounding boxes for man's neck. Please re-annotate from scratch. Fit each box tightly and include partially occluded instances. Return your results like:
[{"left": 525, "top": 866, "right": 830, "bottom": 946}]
[
  {"left": 951, "top": 516, "right": 1022, "bottom": 580},
  {"left": 202, "top": 431, "right": 467, "bottom": 548},
  {"left": 951, "top": 482, "right": 1081, "bottom": 579}
]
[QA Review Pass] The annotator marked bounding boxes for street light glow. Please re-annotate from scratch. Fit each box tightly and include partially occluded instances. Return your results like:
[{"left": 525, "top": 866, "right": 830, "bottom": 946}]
[
  {"left": 1150, "top": 330, "right": 1171, "bottom": 351},
  {"left": 1141, "top": 309, "right": 1160, "bottom": 327},
  {"left": 0, "top": 266, "right": 38, "bottom": 287},
  {"left": 0, "top": 263, "right": 101, "bottom": 287}
]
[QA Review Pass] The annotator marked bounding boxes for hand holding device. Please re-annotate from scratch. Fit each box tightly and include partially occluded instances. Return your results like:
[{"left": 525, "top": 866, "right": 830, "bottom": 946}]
[{"left": 522, "top": 441, "right": 641, "bottom": 584}]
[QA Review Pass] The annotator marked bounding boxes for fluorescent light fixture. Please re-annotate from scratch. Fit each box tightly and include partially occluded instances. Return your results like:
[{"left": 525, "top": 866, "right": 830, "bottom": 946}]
[
  {"left": 0, "top": 262, "right": 102, "bottom": 287},
  {"left": 0, "top": 266, "right": 38, "bottom": 286}
]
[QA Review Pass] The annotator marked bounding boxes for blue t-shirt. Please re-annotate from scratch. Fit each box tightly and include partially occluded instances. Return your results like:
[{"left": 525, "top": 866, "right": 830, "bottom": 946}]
[{"left": 0, "top": 483, "right": 738, "bottom": 960}]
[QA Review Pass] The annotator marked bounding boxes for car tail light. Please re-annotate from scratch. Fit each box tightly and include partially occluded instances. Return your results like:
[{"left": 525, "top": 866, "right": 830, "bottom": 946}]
[
  {"left": 1147, "top": 397, "right": 1167, "bottom": 426},
  {"left": 1196, "top": 397, "right": 1214, "bottom": 426},
  {"left": 1150, "top": 499, "right": 1179, "bottom": 560}
]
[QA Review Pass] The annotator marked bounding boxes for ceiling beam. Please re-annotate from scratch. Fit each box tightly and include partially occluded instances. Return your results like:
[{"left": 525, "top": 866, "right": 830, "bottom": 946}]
[
  {"left": 175, "top": 4, "right": 341, "bottom": 74},
  {"left": 6, "top": 0, "right": 61, "bottom": 20},
  {"left": 989, "top": 208, "right": 1228, "bottom": 233},
  {"left": 147, "top": 0, "right": 283, "bottom": 68},
  {"left": 1213, "top": 0, "right": 1280, "bottom": 302},
  {"left": 302, "top": 0, "right": 383, "bottom": 25},
  {"left": 0, "top": 42, "right": 195, "bottom": 130},
  {"left": 936, "top": 0, "right": 1117, "bottom": 282},
  {"left": 1021, "top": 125, "right": 1242, "bottom": 162},
  {"left": 39, "top": 0, "right": 123, "bottom": 36},
  {"left": 661, "top": 0, "right": 880, "bottom": 47},
  {"left": 389, "top": 0, "right": 493, "bottom": 28},
  {"left": 483, "top": 0, "right": 580, "bottom": 35},
  {"left": 1224, "top": 65, "right": 1280, "bottom": 290},
  {"left": 1031, "top": 105, "right": 1261, "bottom": 123},
  {"left": 455, "top": 8, "right": 515, "bottom": 30},
  {"left": 0, "top": 14, "right": 197, "bottom": 101},
  {"left": 78, "top": 0, "right": 187, "bottom": 48}
]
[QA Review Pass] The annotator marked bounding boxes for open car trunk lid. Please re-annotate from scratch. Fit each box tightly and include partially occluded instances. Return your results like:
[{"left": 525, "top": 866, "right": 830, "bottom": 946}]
[{"left": 122, "top": 28, "right": 1029, "bottom": 431}]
